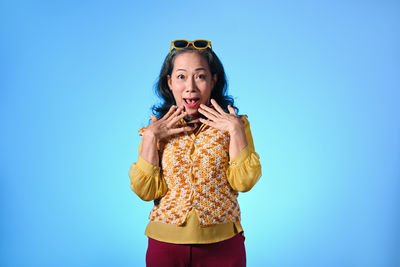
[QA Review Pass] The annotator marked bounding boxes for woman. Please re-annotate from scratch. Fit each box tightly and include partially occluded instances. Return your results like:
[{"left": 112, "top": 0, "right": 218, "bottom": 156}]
[{"left": 129, "top": 40, "right": 261, "bottom": 267}]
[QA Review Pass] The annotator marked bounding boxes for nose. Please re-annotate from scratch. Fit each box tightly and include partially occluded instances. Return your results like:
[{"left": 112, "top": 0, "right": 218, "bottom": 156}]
[{"left": 185, "top": 76, "right": 197, "bottom": 92}]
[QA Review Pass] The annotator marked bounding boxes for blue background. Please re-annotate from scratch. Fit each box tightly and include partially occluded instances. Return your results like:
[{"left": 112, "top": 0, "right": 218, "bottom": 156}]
[{"left": 1, "top": 0, "right": 399, "bottom": 266}]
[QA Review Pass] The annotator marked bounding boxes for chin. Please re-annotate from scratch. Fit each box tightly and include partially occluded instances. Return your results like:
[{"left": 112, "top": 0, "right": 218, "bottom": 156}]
[{"left": 186, "top": 108, "right": 199, "bottom": 116}]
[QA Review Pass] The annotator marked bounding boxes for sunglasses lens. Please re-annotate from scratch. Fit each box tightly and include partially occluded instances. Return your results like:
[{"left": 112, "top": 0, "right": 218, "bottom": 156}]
[
  {"left": 193, "top": 40, "right": 209, "bottom": 48},
  {"left": 173, "top": 40, "right": 189, "bottom": 48}
]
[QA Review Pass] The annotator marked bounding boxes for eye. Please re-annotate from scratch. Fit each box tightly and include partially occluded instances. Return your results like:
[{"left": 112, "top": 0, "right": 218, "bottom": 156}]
[
  {"left": 177, "top": 74, "right": 185, "bottom": 79},
  {"left": 197, "top": 74, "right": 206, "bottom": 79}
]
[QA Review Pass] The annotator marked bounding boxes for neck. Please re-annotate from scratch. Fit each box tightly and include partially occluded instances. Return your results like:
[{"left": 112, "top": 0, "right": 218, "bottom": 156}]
[{"left": 184, "top": 113, "right": 201, "bottom": 122}]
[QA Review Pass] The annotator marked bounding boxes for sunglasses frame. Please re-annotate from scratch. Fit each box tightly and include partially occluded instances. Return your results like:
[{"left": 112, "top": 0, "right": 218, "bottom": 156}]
[{"left": 170, "top": 40, "right": 212, "bottom": 53}]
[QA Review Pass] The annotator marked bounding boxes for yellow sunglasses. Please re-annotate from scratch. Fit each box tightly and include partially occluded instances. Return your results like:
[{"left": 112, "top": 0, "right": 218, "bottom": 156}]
[{"left": 170, "top": 40, "right": 212, "bottom": 53}]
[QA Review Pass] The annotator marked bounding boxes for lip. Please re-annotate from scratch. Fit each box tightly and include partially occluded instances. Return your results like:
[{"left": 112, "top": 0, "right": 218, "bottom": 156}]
[{"left": 183, "top": 97, "right": 200, "bottom": 109}]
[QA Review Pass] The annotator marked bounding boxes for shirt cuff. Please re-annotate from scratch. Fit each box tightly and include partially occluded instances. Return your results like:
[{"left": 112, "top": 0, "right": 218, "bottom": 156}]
[
  {"left": 136, "top": 156, "right": 161, "bottom": 178},
  {"left": 229, "top": 146, "right": 251, "bottom": 167}
]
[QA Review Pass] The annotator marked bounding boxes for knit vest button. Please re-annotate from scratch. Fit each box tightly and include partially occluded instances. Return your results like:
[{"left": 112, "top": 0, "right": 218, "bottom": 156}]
[{"left": 189, "top": 141, "right": 195, "bottom": 156}]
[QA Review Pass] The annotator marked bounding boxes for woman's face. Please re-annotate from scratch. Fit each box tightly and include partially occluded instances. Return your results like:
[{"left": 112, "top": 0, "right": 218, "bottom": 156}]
[{"left": 168, "top": 52, "right": 217, "bottom": 116}]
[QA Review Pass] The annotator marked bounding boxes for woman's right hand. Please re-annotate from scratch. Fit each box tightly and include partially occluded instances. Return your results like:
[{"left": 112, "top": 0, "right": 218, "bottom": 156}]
[{"left": 143, "top": 105, "right": 193, "bottom": 141}]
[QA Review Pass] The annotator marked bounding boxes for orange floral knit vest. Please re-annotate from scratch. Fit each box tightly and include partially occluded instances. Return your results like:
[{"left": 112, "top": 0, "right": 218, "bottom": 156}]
[{"left": 149, "top": 124, "right": 241, "bottom": 226}]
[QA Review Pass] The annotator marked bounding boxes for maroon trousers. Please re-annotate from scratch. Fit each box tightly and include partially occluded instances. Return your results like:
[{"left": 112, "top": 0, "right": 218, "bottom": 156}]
[{"left": 146, "top": 234, "right": 246, "bottom": 267}]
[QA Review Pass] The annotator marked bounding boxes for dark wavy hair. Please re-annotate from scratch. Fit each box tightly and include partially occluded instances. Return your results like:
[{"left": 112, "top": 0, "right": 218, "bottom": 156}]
[{"left": 152, "top": 46, "right": 237, "bottom": 119}]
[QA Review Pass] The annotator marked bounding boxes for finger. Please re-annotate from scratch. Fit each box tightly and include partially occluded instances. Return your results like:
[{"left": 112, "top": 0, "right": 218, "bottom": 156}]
[
  {"left": 210, "top": 99, "right": 226, "bottom": 115},
  {"left": 168, "top": 110, "right": 188, "bottom": 126},
  {"left": 150, "top": 115, "right": 158, "bottom": 122},
  {"left": 162, "top": 105, "right": 177, "bottom": 121},
  {"left": 188, "top": 118, "right": 200, "bottom": 124},
  {"left": 168, "top": 105, "right": 185, "bottom": 121},
  {"left": 227, "top": 105, "right": 237, "bottom": 115},
  {"left": 198, "top": 107, "right": 219, "bottom": 121},
  {"left": 169, "top": 126, "right": 193, "bottom": 135},
  {"left": 199, "top": 103, "right": 221, "bottom": 118},
  {"left": 199, "top": 118, "right": 217, "bottom": 129}
]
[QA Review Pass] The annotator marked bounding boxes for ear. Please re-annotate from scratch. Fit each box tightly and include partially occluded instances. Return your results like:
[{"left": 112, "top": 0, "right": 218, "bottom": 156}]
[{"left": 167, "top": 75, "right": 172, "bottom": 90}]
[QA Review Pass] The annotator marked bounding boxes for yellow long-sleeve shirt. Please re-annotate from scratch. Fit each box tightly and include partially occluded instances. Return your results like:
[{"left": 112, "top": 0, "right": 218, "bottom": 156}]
[{"left": 129, "top": 116, "right": 261, "bottom": 244}]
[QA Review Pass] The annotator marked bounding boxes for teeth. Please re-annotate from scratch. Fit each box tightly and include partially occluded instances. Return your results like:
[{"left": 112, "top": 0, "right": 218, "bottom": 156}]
[{"left": 185, "top": 98, "right": 199, "bottom": 104}]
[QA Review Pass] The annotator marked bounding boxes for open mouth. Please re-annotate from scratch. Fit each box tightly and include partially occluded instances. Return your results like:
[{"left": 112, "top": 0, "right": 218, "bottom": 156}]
[{"left": 183, "top": 98, "right": 200, "bottom": 108}]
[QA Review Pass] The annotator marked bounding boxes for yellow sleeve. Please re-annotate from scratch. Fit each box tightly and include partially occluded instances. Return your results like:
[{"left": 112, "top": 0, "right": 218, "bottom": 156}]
[
  {"left": 226, "top": 117, "right": 262, "bottom": 192},
  {"left": 128, "top": 141, "right": 168, "bottom": 201}
]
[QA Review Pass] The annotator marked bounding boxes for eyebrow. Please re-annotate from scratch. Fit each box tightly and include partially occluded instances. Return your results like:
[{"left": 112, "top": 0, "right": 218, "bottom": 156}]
[{"left": 175, "top": 68, "right": 207, "bottom": 72}]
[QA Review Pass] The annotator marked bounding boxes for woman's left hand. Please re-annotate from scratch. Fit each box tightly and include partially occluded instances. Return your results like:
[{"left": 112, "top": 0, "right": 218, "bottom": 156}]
[
  {"left": 198, "top": 99, "right": 244, "bottom": 135},
  {"left": 199, "top": 99, "right": 248, "bottom": 158}
]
